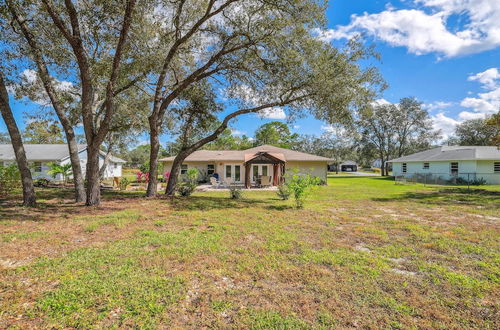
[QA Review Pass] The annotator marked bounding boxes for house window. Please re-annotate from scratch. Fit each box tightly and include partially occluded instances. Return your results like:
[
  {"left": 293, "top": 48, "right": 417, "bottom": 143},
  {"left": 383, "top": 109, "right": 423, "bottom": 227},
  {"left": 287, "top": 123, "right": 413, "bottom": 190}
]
[
  {"left": 114, "top": 163, "right": 118, "bottom": 169},
  {"left": 450, "top": 162, "right": 459, "bottom": 175},
  {"left": 180, "top": 164, "right": 188, "bottom": 175},
  {"left": 402, "top": 163, "right": 407, "bottom": 173},
  {"left": 494, "top": 162, "right": 500, "bottom": 173},
  {"left": 225, "top": 165, "right": 231, "bottom": 178},
  {"left": 207, "top": 164, "right": 215, "bottom": 176},
  {"left": 33, "top": 162, "right": 42, "bottom": 172},
  {"left": 423, "top": 162, "right": 429, "bottom": 170}
]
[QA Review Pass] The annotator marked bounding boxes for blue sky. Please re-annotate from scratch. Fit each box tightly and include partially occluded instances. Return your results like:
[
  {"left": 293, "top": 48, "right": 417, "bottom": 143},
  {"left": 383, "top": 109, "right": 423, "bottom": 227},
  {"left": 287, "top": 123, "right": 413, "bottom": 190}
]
[{"left": 2, "top": 0, "right": 500, "bottom": 145}]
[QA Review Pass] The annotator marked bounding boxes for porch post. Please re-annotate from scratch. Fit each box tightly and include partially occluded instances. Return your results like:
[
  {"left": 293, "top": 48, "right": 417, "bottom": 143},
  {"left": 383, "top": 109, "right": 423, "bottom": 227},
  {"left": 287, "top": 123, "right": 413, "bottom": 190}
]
[
  {"left": 245, "top": 163, "right": 250, "bottom": 188},
  {"left": 273, "top": 164, "right": 279, "bottom": 186}
]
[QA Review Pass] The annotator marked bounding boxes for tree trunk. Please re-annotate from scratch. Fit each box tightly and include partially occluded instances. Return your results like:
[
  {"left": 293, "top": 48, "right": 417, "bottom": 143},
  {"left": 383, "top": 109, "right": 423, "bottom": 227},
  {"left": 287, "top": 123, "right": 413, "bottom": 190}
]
[
  {"left": 7, "top": 6, "right": 86, "bottom": 203},
  {"left": 99, "top": 148, "right": 113, "bottom": 179},
  {"left": 146, "top": 119, "right": 160, "bottom": 197},
  {"left": 85, "top": 144, "right": 101, "bottom": 206},
  {"left": 67, "top": 138, "right": 86, "bottom": 202},
  {"left": 0, "top": 72, "right": 36, "bottom": 206},
  {"left": 380, "top": 155, "right": 385, "bottom": 177},
  {"left": 165, "top": 151, "right": 188, "bottom": 196}
]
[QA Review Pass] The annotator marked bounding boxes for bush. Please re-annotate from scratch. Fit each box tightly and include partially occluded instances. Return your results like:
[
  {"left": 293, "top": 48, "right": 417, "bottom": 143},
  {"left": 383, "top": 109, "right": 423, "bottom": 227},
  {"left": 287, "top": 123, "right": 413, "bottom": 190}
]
[
  {"left": 454, "top": 177, "right": 486, "bottom": 186},
  {"left": 286, "top": 173, "right": 321, "bottom": 208},
  {"left": 0, "top": 164, "right": 21, "bottom": 197},
  {"left": 34, "top": 178, "right": 50, "bottom": 187},
  {"left": 229, "top": 186, "right": 243, "bottom": 199},
  {"left": 276, "top": 184, "right": 290, "bottom": 200},
  {"left": 119, "top": 177, "right": 130, "bottom": 191},
  {"left": 177, "top": 168, "right": 199, "bottom": 196}
]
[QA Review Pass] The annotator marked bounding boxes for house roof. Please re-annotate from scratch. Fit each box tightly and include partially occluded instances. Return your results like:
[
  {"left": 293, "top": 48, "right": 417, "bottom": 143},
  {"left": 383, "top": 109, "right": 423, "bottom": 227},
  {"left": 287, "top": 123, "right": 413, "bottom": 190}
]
[
  {"left": 341, "top": 160, "right": 357, "bottom": 166},
  {"left": 388, "top": 146, "right": 500, "bottom": 162},
  {"left": 159, "top": 145, "right": 332, "bottom": 162},
  {"left": 0, "top": 144, "right": 126, "bottom": 163}
]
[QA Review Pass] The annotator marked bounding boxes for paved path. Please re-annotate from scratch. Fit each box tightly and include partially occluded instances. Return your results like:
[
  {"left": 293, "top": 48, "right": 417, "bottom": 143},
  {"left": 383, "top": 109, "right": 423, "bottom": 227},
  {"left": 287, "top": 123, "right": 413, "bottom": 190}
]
[{"left": 328, "top": 172, "right": 378, "bottom": 177}]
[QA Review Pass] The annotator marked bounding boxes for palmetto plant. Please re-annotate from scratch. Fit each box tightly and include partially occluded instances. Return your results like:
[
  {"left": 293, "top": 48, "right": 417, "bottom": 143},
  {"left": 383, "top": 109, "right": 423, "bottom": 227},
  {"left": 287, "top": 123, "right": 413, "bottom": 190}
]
[{"left": 47, "top": 163, "right": 73, "bottom": 185}]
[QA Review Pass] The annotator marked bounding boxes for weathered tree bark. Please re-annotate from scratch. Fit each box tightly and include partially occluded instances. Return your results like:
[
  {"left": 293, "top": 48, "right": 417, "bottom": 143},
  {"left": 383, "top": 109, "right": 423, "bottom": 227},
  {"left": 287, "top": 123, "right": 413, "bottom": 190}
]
[
  {"left": 85, "top": 144, "right": 101, "bottom": 206},
  {"left": 146, "top": 118, "right": 160, "bottom": 197},
  {"left": 7, "top": 2, "right": 86, "bottom": 202},
  {"left": 0, "top": 72, "right": 36, "bottom": 206},
  {"left": 380, "top": 154, "right": 385, "bottom": 177}
]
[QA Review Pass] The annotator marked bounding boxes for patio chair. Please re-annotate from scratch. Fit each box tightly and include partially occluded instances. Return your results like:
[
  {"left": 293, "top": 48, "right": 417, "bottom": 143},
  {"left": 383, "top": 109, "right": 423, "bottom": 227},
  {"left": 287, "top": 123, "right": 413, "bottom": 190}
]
[
  {"left": 210, "top": 176, "right": 220, "bottom": 188},
  {"left": 224, "top": 177, "right": 233, "bottom": 187},
  {"left": 260, "top": 175, "right": 271, "bottom": 187}
]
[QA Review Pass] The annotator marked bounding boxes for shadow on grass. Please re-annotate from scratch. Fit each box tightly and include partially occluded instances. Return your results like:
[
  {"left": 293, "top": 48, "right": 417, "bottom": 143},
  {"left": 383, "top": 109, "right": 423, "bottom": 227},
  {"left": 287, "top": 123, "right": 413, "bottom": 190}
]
[
  {"left": 0, "top": 188, "right": 146, "bottom": 222},
  {"left": 373, "top": 188, "right": 500, "bottom": 208},
  {"left": 265, "top": 204, "right": 294, "bottom": 211},
  {"left": 169, "top": 195, "right": 269, "bottom": 211}
]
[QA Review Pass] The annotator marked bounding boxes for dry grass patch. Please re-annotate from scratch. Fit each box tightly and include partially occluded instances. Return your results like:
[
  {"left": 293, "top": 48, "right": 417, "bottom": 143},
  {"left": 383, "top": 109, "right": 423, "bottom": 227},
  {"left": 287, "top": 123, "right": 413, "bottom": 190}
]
[{"left": 0, "top": 177, "right": 498, "bottom": 328}]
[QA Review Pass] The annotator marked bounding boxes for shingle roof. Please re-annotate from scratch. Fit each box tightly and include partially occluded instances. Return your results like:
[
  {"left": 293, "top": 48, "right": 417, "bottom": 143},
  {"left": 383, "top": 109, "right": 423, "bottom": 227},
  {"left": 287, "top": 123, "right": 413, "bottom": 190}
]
[
  {"left": 159, "top": 145, "right": 332, "bottom": 162},
  {"left": 0, "top": 144, "right": 126, "bottom": 163},
  {"left": 388, "top": 146, "right": 500, "bottom": 162}
]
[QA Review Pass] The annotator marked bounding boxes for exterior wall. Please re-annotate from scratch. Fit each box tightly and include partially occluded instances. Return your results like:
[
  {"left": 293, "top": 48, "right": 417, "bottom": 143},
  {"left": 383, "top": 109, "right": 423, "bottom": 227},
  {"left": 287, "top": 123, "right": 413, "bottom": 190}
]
[
  {"left": 392, "top": 160, "right": 500, "bottom": 184},
  {"left": 285, "top": 161, "right": 328, "bottom": 183},
  {"left": 162, "top": 160, "right": 329, "bottom": 184},
  {"left": 1, "top": 149, "right": 122, "bottom": 181},
  {"left": 162, "top": 161, "right": 216, "bottom": 182}
]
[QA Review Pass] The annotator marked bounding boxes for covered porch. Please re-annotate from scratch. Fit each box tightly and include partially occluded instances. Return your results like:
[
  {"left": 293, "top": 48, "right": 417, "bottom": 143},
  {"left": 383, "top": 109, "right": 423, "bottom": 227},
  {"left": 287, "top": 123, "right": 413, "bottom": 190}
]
[{"left": 244, "top": 151, "right": 286, "bottom": 189}]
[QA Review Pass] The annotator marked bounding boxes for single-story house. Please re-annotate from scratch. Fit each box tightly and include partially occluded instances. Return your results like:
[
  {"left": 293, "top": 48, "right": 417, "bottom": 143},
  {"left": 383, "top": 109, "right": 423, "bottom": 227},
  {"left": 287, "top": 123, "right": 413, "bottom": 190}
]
[
  {"left": 388, "top": 146, "right": 500, "bottom": 184},
  {"left": 160, "top": 144, "right": 331, "bottom": 188},
  {"left": 0, "top": 144, "right": 125, "bottom": 181}
]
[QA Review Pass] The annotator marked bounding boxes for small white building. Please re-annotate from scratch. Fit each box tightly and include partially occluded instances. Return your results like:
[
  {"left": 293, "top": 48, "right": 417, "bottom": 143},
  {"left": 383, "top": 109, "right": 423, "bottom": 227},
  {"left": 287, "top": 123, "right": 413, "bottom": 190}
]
[
  {"left": 0, "top": 144, "right": 125, "bottom": 181},
  {"left": 389, "top": 146, "right": 500, "bottom": 184}
]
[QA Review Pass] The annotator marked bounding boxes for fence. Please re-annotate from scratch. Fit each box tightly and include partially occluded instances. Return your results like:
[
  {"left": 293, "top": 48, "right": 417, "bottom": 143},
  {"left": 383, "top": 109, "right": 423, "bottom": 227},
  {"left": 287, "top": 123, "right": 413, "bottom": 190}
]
[{"left": 394, "top": 172, "right": 500, "bottom": 187}]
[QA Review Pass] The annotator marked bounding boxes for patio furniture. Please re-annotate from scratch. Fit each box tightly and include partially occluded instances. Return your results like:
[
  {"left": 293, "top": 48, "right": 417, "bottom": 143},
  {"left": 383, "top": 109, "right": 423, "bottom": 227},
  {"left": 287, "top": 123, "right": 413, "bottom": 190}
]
[
  {"left": 210, "top": 176, "right": 220, "bottom": 188},
  {"left": 260, "top": 175, "right": 271, "bottom": 187},
  {"left": 224, "top": 177, "right": 233, "bottom": 187}
]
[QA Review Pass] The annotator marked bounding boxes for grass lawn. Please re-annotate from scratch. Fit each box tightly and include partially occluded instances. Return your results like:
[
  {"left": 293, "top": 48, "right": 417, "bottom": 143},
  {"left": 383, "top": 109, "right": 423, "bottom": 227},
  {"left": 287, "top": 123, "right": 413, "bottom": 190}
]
[{"left": 0, "top": 177, "right": 499, "bottom": 328}]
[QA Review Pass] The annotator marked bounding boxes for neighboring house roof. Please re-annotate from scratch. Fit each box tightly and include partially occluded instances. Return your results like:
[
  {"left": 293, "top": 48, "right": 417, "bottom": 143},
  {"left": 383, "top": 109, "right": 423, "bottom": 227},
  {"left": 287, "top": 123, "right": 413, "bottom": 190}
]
[
  {"left": 159, "top": 145, "right": 332, "bottom": 162},
  {"left": 388, "top": 146, "right": 500, "bottom": 163},
  {"left": 0, "top": 144, "right": 126, "bottom": 163},
  {"left": 341, "top": 160, "right": 357, "bottom": 166}
]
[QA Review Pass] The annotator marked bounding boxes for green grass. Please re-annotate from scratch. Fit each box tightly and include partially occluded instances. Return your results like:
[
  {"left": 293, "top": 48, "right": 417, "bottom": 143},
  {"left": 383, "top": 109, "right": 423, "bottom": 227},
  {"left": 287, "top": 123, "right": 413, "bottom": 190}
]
[{"left": 0, "top": 177, "right": 498, "bottom": 328}]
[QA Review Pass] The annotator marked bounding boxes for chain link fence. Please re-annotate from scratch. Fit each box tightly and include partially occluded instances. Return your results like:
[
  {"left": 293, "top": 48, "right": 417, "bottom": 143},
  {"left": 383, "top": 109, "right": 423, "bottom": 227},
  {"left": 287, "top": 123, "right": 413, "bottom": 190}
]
[{"left": 394, "top": 173, "right": 499, "bottom": 186}]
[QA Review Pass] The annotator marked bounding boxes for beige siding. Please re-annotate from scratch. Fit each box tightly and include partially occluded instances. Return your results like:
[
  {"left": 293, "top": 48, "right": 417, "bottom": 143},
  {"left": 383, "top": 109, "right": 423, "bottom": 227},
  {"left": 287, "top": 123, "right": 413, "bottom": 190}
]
[{"left": 285, "top": 161, "right": 328, "bottom": 182}]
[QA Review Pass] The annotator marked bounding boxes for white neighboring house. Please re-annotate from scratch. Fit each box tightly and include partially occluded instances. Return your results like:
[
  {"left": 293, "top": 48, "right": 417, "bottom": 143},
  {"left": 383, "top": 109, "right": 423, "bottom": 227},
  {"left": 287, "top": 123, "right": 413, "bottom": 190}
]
[
  {"left": 388, "top": 146, "right": 500, "bottom": 184},
  {"left": 0, "top": 144, "right": 125, "bottom": 181}
]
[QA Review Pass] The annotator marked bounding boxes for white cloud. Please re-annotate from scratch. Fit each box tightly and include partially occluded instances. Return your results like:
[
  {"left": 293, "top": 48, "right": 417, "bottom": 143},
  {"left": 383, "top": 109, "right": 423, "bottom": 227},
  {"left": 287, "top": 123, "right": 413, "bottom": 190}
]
[
  {"left": 460, "top": 67, "right": 500, "bottom": 118},
  {"left": 231, "top": 129, "right": 245, "bottom": 136},
  {"left": 317, "top": 0, "right": 500, "bottom": 57},
  {"left": 424, "top": 101, "right": 453, "bottom": 111},
  {"left": 19, "top": 69, "right": 77, "bottom": 106},
  {"left": 468, "top": 68, "right": 500, "bottom": 89},
  {"left": 257, "top": 107, "right": 286, "bottom": 120},
  {"left": 371, "top": 98, "right": 391, "bottom": 106},
  {"left": 431, "top": 112, "right": 461, "bottom": 140},
  {"left": 293, "top": 125, "right": 300, "bottom": 129}
]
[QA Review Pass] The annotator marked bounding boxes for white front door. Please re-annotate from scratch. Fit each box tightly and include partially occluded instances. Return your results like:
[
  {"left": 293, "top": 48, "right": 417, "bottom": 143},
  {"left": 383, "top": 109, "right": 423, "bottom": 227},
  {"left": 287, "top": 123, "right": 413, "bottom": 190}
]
[
  {"left": 224, "top": 164, "right": 242, "bottom": 183},
  {"left": 251, "top": 164, "right": 271, "bottom": 183}
]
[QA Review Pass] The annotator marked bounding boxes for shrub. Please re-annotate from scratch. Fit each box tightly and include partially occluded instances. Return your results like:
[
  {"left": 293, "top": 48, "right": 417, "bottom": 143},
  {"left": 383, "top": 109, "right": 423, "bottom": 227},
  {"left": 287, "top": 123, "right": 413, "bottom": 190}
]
[
  {"left": 453, "top": 177, "right": 487, "bottom": 186},
  {"left": 0, "top": 164, "right": 21, "bottom": 197},
  {"left": 229, "top": 186, "right": 243, "bottom": 199},
  {"left": 276, "top": 184, "right": 290, "bottom": 200},
  {"left": 119, "top": 177, "right": 130, "bottom": 191},
  {"left": 286, "top": 173, "right": 321, "bottom": 208},
  {"left": 34, "top": 178, "right": 50, "bottom": 187},
  {"left": 177, "top": 168, "right": 199, "bottom": 196}
]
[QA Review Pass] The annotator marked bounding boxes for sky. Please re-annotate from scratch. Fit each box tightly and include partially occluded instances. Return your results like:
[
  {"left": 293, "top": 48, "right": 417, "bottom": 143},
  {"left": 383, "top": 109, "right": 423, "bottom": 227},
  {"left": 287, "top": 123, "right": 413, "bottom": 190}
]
[{"left": 2, "top": 0, "right": 500, "bottom": 145}]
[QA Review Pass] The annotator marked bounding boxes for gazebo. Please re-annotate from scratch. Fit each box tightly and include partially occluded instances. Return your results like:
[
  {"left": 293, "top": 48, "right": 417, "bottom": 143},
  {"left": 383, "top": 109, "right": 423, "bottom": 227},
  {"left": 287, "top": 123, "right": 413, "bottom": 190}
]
[{"left": 244, "top": 151, "right": 286, "bottom": 188}]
